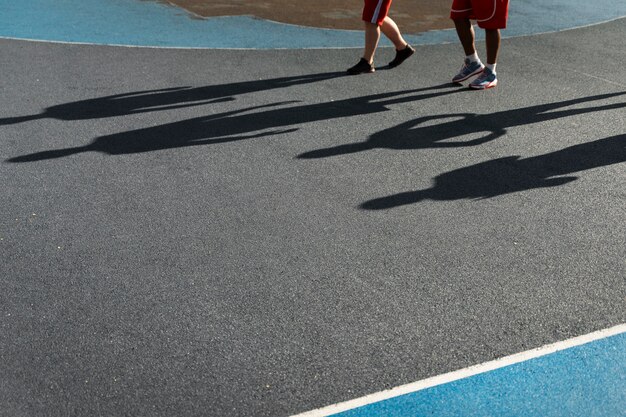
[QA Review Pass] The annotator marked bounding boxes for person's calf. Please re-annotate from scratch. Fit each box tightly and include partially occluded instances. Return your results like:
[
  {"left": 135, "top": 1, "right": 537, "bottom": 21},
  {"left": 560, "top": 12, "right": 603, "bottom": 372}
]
[
  {"left": 484, "top": 28, "right": 501, "bottom": 65},
  {"left": 381, "top": 16, "right": 407, "bottom": 50},
  {"left": 453, "top": 18, "right": 476, "bottom": 56},
  {"left": 363, "top": 22, "right": 381, "bottom": 64}
]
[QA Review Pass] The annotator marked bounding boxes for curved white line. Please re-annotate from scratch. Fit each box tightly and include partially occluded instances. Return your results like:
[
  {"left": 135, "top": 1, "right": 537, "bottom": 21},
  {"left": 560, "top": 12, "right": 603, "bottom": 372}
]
[{"left": 0, "top": 14, "right": 624, "bottom": 50}]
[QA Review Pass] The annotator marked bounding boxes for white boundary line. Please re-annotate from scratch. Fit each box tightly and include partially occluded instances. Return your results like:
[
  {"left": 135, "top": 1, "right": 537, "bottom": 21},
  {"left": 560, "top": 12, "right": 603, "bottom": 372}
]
[
  {"left": 0, "top": 34, "right": 361, "bottom": 50},
  {"left": 291, "top": 323, "right": 626, "bottom": 417}
]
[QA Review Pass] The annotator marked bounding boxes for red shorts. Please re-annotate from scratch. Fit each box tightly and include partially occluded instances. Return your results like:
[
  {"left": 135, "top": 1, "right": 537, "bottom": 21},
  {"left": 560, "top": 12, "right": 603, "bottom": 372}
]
[
  {"left": 362, "top": 0, "right": 392, "bottom": 26},
  {"left": 450, "top": 0, "right": 509, "bottom": 29}
]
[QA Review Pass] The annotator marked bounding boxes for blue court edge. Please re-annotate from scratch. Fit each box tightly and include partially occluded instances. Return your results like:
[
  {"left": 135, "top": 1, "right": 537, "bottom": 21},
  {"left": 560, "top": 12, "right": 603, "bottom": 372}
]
[
  {"left": 0, "top": 0, "right": 625, "bottom": 49},
  {"left": 331, "top": 332, "right": 626, "bottom": 417}
]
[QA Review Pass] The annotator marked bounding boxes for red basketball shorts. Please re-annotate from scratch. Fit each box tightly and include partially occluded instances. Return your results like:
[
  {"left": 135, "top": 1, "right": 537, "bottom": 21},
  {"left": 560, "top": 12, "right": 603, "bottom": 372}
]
[
  {"left": 362, "top": 0, "right": 392, "bottom": 26},
  {"left": 450, "top": 0, "right": 509, "bottom": 29}
]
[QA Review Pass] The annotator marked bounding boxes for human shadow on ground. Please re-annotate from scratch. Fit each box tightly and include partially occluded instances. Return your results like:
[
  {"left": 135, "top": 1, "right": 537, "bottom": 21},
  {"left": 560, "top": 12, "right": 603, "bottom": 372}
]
[
  {"left": 0, "top": 72, "right": 344, "bottom": 125},
  {"left": 298, "top": 92, "right": 626, "bottom": 158},
  {"left": 7, "top": 84, "right": 461, "bottom": 162},
  {"left": 360, "top": 133, "right": 625, "bottom": 210}
]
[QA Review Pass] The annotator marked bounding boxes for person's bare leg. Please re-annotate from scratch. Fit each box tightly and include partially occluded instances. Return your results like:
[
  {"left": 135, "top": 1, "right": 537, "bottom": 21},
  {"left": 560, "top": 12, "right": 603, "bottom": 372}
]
[
  {"left": 363, "top": 22, "right": 381, "bottom": 64},
  {"left": 451, "top": 18, "right": 484, "bottom": 83},
  {"left": 381, "top": 16, "right": 407, "bottom": 50},
  {"left": 485, "top": 29, "right": 501, "bottom": 65},
  {"left": 469, "top": 28, "right": 499, "bottom": 88},
  {"left": 453, "top": 18, "right": 476, "bottom": 56}
]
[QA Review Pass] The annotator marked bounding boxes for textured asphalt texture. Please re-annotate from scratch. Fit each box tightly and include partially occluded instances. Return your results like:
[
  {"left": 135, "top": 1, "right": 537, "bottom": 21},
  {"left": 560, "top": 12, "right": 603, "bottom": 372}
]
[{"left": 1, "top": 19, "right": 625, "bottom": 417}]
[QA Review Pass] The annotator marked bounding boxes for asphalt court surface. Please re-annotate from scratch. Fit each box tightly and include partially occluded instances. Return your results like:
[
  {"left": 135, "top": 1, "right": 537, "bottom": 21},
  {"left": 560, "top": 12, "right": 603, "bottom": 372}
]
[{"left": 1, "top": 4, "right": 626, "bottom": 417}]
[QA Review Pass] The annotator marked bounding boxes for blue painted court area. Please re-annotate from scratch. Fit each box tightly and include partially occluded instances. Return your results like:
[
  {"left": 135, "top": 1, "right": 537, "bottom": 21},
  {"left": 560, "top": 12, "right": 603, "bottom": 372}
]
[
  {"left": 0, "top": 0, "right": 625, "bottom": 48},
  {"left": 330, "top": 331, "right": 626, "bottom": 417}
]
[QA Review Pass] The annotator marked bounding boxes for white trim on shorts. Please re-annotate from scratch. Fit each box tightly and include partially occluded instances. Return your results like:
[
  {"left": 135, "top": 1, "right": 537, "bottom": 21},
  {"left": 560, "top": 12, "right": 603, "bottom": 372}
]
[
  {"left": 371, "top": 0, "right": 385, "bottom": 24},
  {"left": 477, "top": 0, "right": 498, "bottom": 22}
]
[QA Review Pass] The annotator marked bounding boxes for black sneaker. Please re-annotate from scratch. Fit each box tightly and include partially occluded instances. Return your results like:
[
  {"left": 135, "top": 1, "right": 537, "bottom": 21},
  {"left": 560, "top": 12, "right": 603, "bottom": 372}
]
[
  {"left": 347, "top": 58, "right": 375, "bottom": 75},
  {"left": 388, "top": 44, "right": 415, "bottom": 68}
]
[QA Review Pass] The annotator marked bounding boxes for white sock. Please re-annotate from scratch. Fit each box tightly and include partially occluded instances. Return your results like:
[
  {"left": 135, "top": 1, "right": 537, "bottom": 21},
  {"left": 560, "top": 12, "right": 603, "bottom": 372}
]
[
  {"left": 486, "top": 63, "right": 497, "bottom": 73},
  {"left": 466, "top": 52, "right": 480, "bottom": 63}
]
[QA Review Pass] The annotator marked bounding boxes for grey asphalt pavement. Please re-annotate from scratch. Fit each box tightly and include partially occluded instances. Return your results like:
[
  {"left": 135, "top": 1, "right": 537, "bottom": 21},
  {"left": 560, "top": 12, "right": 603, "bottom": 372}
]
[{"left": 1, "top": 19, "right": 625, "bottom": 417}]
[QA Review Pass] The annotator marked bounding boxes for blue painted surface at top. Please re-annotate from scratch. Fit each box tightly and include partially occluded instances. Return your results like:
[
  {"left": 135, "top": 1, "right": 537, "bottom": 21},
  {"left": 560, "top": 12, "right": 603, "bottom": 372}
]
[
  {"left": 0, "top": 0, "right": 625, "bottom": 48},
  {"left": 332, "top": 332, "right": 626, "bottom": 417}
]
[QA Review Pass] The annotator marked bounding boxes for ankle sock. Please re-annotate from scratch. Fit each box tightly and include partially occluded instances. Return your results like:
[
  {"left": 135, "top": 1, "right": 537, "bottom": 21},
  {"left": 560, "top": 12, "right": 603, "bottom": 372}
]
[
  {"left": 467, "top": 52, "right": 480, "bottom": 63},
  {"left": 486, "top": 63, "right": 497, "bottom": 73}
]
